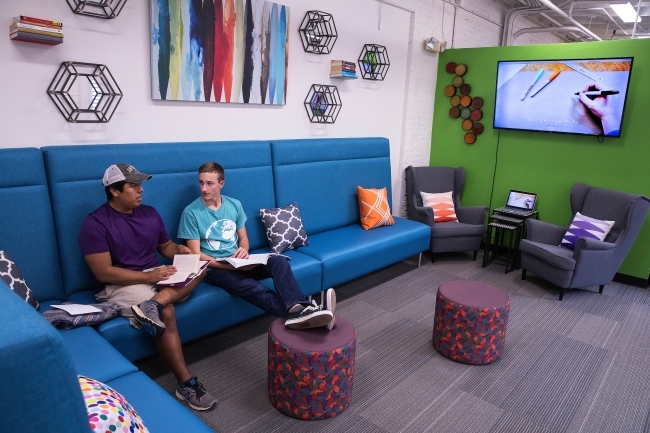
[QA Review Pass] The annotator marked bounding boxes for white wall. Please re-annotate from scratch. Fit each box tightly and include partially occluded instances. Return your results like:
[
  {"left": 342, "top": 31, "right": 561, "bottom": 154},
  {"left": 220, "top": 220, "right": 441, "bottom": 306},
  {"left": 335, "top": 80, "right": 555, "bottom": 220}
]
[{"left": 0, "top": 0, "right": 568, "bottom": 214}]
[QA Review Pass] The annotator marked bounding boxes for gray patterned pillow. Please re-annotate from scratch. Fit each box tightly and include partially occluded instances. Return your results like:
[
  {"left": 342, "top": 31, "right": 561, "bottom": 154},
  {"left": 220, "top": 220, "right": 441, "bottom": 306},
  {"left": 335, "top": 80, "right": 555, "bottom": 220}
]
[
  {"left": 260, "top": 202, "right": 309, "bottom": 253},
  {"left": 0, "top": 250, "right": 39, "bottom": 309}
]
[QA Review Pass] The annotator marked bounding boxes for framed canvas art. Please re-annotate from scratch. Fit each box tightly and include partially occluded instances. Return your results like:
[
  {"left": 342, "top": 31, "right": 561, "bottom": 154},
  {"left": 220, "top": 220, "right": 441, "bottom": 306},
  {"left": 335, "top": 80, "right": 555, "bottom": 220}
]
[{"left": 151, "top": 0, "right": 289, "bottom": 105}]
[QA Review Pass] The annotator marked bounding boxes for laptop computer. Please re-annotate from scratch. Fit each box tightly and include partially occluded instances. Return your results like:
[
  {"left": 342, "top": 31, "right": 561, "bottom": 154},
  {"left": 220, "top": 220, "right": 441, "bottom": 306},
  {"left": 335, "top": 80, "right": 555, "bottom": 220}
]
[{"left": 495, "top": 190, "right": 537, "bottom": 216}]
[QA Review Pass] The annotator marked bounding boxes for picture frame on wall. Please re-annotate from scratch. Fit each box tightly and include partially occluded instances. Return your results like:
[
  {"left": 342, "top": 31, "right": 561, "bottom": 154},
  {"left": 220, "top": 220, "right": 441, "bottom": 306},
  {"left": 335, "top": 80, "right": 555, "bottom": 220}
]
[{"left": 150, "top": 0, "right": 289, "bottom": 105}]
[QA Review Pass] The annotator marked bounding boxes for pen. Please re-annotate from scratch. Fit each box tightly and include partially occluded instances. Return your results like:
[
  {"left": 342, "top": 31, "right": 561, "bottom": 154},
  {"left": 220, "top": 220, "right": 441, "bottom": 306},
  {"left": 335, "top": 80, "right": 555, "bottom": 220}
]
[
  {"left": 521, "top": 68, "right": 545, "bottom": 101},
  {"left": 530, "top": 70, "right": 561, "bottom": 97},
  {"left": 574, "top": 90, "right": 620, "bottom": 99}
]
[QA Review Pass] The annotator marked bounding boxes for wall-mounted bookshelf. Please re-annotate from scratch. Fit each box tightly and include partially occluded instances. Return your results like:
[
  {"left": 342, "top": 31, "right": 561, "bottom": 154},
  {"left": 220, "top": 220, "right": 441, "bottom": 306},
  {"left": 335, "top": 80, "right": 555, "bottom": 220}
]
[{"left": 10, "top": 15, "right": 63, "bottom": 45}]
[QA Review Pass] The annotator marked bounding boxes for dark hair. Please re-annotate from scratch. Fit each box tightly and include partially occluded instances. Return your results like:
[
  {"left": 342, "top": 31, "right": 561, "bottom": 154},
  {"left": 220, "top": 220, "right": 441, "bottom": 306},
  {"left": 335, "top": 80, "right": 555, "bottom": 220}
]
[
  {"left": 105, "top": 181, "right": 126, "bottom": 201},
  {"left": 198, "top": 162, "right": 225, "bottom": 182}
]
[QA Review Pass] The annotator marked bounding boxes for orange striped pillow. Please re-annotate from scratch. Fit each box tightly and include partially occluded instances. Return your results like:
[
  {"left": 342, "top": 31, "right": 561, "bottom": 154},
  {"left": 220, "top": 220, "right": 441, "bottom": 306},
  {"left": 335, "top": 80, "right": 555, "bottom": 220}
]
[
  {"left": 357, "top": 186, "right": 395, "bottom": 230},
  {"left": 420, "top": 191, "right": 458, "bottom": 223}
]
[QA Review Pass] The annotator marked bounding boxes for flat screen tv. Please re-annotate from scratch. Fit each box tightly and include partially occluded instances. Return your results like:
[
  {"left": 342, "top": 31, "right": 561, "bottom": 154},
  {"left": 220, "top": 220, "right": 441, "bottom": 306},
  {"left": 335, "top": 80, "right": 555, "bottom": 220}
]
[{"left": 493, "top": 57, "right": 633, "bottom": 137}]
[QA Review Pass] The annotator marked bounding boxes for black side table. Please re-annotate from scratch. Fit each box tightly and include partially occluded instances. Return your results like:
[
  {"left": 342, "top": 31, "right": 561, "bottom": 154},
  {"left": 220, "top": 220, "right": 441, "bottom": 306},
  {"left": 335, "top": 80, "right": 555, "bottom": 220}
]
[{"left": 482, "top": 211, "right": 538, "bottom": 273}]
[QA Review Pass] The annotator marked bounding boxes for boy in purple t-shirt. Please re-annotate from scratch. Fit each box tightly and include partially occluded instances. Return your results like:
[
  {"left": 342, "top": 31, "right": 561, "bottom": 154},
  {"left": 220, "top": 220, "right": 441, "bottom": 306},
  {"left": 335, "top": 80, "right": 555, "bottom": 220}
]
[{"left": 79, "top": 163, "right": 217, "bottom": 412}]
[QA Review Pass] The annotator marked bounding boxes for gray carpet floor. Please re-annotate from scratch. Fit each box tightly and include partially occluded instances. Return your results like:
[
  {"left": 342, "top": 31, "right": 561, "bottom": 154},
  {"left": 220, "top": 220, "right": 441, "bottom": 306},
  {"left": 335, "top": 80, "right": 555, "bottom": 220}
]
[{"left": 138, "top": 252, "right": 650, "bottom": 433}]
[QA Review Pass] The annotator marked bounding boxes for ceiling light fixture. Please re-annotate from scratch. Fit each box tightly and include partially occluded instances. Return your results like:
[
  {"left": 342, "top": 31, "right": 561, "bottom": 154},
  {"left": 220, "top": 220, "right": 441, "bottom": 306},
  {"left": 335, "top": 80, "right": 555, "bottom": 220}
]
[{"left": 610, "top": 2, "right": 641, "bottom": 23}]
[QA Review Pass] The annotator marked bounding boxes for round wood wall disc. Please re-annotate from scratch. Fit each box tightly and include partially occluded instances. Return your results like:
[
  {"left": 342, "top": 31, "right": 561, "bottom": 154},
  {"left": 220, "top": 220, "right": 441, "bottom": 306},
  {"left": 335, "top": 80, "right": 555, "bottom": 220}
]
[
  {"left": 445, "top": 62, "right": 457, "bottom": 74},
  {"left": 462, "top": 119, "right": 473, "bottom": 131},
  {"left": 470, "top": 108, "right": 483, "bottom": 121},
  {"left": 444, "top": 85, "right": 456, "bottom": 97},
  {"left": 450, "top": 95, "right": 461, "bottom": 106},
  {"left": 472, "top": 123, "right": 484, "bottom": 134},
  {"left": 464, "top": 132, "right": 476, "bottom": 144},
  {"left": 455, "top": 63, "right": 467, "bottom": 76},
  {"left": 460, "top": 107, "right": 471, "bottom": 119},
  {"left": 449, "top": 106, "right": 461, "bottom": 119},
  {"left": 460, "top": 95, "right": 472, "bottom": 107},
  {"left": 452, "top": 75, "right": 464, "bottom": 87},
  {"left": 472, "top": 96, "right": 483, "bottom": 108},
  {"left": 459, "top": 84, "right": 472, "bottom": 95}
]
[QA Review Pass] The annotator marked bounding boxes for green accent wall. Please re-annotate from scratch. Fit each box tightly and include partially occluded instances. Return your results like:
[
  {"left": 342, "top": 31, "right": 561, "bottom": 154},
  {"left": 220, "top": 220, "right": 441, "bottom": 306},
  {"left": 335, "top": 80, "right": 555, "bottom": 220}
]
[{"left": 430, "top": 38, "right": 650, "bottom": 280}]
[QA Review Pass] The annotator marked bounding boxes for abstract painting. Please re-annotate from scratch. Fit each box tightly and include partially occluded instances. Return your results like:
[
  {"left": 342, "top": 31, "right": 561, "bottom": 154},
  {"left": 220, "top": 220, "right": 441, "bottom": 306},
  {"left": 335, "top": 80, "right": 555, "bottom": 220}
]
[{"left": 150, "top": 0, "right": 289, "bottom": 105}]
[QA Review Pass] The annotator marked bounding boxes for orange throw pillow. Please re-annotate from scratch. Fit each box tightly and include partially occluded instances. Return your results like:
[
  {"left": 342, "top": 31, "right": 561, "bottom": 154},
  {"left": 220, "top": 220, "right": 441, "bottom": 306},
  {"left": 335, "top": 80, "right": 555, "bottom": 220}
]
[
  {"left": 357, "top": 186, "right": 395, "bottom": 230},
  {"left": 420, "top": 191, "right": 459, "bottom": 223}
]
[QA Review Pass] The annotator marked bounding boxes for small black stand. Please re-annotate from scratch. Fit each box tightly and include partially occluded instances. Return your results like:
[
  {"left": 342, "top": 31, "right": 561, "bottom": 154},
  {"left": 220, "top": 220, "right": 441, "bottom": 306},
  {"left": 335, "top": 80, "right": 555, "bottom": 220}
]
[{"left": 482, "top": 210, "right": 538, "bottom": 273}]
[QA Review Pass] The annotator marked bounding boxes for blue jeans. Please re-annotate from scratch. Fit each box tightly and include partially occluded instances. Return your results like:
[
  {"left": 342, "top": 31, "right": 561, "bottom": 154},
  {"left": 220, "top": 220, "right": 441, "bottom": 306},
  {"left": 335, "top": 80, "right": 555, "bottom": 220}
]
[{"left": 204, "top": 255, "right": 307, "bottom": 319}]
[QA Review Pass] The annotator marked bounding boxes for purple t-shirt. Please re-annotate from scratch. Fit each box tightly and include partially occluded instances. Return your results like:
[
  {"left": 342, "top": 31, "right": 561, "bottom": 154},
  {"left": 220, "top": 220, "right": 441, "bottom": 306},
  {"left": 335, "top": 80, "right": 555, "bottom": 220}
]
[{"left": 79, "top": 203, "right": 171, "bottom": 288}]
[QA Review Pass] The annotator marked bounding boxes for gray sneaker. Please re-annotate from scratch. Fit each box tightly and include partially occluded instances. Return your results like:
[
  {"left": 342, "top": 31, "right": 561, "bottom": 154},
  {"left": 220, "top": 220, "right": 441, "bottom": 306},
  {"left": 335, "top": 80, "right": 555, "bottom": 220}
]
[
  {"left": 285, "top": 300, "right": 333, "bottom": 329},
  {"left": 131, "top": 300, "right": 166, "bottom": 337},
  {"left": 324, "top": 288, "right": 336, "bottom": 331},
  {"left": 176, "top": 377, "right": 217, "bottom": 411}
]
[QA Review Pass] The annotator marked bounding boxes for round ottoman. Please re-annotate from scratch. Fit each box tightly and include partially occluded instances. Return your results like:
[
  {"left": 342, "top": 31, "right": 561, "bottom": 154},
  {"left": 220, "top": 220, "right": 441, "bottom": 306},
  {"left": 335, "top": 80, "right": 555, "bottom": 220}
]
[
  {"left": 432, "top": 280, "right": 510, "bottom": 365},
  {"left": 268, "top": 316, "right": 356, "bottom": 420}
]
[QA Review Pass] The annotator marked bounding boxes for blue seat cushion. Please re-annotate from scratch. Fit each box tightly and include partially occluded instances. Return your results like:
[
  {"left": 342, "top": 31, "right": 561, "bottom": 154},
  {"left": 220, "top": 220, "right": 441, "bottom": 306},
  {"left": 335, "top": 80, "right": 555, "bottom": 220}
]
[
  {"left": 106, "top": 372, "right": 213, "bottom": 433},
  {"left": 296, "top": 217, "right": 430, "bottom": 288},
  {"left": 58, "top": 326, "right": 137, "bottom": 383}
]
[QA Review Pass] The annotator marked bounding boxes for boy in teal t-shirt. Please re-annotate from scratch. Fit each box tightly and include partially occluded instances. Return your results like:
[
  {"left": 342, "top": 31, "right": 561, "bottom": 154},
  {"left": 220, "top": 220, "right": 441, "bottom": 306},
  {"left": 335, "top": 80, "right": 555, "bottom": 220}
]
[{"left": 178, "top": 162, "right": 336, "bottom": 330}]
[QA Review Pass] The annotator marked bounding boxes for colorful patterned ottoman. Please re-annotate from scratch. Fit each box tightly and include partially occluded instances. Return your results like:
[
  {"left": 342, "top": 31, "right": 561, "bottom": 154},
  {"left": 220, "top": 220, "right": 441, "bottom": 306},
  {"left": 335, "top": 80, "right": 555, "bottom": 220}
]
[
  {"left": 432, "top": 280, "right": 510, "bottom": 365},
  {"left": 268, "top": 316, "right": 356, "bottom": 420}
]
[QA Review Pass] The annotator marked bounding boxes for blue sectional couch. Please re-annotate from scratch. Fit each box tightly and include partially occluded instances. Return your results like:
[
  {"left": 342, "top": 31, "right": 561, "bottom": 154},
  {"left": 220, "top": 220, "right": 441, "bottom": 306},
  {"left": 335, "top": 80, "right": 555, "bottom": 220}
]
[{"left": 0, "top": 137, "right": 429, "bottom": 432}]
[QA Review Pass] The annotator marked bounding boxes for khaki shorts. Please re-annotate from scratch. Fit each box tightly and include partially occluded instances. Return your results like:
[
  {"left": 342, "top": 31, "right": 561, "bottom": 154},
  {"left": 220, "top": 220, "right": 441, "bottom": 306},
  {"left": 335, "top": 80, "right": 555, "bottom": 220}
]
[{"left": 95, "top": 283, "right": 157, "bottom": 328}]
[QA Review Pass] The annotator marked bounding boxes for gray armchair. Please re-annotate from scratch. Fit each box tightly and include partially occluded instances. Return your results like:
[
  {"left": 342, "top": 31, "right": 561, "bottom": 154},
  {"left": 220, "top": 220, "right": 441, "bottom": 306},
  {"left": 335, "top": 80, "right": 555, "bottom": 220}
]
[
  {"left": 520, "top": 182, "right": 650, "bottom": 300},
  {"left": 405, "top": 166, "right": 488, "bottom": 262}
]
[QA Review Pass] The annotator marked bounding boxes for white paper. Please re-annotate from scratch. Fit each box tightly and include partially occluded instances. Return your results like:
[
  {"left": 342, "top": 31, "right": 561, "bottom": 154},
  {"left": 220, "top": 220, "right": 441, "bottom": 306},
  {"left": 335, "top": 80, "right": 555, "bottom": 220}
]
[
  {"left": 51, "top": 304, "right": 102, "bottom": 315},
  {"left": 157, "top": 255, "right": 208, "bottom": 284},
  {"left": 216, "top": 253, "right": 290, "bottom": 268}
]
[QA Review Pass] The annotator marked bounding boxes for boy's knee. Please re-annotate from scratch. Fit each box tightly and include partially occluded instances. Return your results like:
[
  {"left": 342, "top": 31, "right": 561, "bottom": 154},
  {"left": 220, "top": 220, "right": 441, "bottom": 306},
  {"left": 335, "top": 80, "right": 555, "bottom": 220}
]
[{"left": 161, "top": 304, "right": 176, "bottom": 324}]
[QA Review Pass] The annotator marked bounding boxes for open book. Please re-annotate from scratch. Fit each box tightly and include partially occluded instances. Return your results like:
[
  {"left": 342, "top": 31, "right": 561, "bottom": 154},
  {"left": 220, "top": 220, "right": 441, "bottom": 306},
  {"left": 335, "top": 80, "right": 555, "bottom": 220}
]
[
  {"left": 157, "top": 254, "right": 210, "bottom": 286},
  {"left": 216, "top": 253, "right": 290, "bottom": 269}
]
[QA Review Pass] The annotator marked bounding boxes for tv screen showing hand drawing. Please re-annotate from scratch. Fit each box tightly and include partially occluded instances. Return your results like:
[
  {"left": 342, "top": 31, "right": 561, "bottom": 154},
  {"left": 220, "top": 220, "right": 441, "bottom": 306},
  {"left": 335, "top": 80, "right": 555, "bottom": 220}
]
[{"left": 493, "top": 57, "right": 633, "bottom": 137}]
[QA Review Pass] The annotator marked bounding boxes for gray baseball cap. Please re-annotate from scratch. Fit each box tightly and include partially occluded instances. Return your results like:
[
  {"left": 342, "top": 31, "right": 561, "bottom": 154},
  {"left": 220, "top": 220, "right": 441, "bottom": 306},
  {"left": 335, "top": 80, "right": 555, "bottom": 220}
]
[{"left": 102, "top": 163, "right": 152, "bottom": 186}]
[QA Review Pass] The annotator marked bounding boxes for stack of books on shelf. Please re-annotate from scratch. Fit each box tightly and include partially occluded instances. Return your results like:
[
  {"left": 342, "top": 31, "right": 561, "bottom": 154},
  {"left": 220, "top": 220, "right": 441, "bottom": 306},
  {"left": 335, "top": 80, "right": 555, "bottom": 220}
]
[
  {"left": 330, "top": 60, "right": 358, "bottom": 79},
  {"left": 10, "top": 15, "right": 63, "bottom": 46}
]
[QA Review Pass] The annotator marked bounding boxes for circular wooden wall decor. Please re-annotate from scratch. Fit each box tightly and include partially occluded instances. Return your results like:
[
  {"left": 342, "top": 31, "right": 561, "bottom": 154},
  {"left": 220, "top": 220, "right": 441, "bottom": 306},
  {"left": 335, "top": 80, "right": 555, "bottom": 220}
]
[
  {"left": 441, "top": 61, "right": 486, "bottom": 145},
  {"left": 464, "top": 132, "right": 476, "bottom": 144}
]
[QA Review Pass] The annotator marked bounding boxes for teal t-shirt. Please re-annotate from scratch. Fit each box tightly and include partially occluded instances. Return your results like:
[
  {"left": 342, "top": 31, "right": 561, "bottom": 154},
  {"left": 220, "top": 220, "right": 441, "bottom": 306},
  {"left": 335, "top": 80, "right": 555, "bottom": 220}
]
[{"left": 177, "top": 195, "right": 247, "bottom": 258}]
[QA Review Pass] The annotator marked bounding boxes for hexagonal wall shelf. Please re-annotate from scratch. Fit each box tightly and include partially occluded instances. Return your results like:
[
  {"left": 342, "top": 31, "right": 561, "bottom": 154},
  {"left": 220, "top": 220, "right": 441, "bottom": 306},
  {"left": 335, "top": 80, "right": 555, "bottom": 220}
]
[
  {"left": 66, "top": 0, "right": 128, "bottom": 19},
  {"left": 358, "top": 44, "right": 390, "bottom": 81},
  {"left": 47, "top": 62, "right": 123, "bottom": 123},
  {"left": 304, "top": 84, "right": 342, "bottom": 123},
  {"left": 298, "top": 10, "right": 337, "bottom": 54}
]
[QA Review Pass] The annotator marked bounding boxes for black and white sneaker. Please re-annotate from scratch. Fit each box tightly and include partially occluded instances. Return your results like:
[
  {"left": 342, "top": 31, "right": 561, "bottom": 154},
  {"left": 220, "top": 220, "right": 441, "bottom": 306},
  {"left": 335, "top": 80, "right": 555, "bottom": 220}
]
[
  {"left": 176, "top": 376, "right": 217, "bottom": 411},
  {"left": 285, "top": 301, "right": 333, "bottom": 330},
  {"left": 324, "top": 288, "right": 336, "bottom": 331}
]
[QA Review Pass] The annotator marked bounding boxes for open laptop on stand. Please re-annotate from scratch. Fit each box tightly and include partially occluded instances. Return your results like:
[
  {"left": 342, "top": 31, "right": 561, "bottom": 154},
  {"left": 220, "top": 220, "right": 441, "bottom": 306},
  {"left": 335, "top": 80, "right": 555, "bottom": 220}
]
[{"left": 494, "top": 190, "right": 537, "bottom": 218}]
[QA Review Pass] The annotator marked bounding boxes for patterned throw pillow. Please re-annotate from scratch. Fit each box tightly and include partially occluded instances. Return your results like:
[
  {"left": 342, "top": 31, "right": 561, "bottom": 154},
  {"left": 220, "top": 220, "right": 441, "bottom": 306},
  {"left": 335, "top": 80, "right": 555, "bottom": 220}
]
[
  {"left": 79, "top": 375, "right": 149, "bottom": 433},
  {"left": 0, "top": 250, "right": 39, "bottom": 309},
  {"left": 560, "top": 212, "right": 615, "bottom": 250},
  {"left": 357, "top": 186, "right": 395, "bottom": 230},
  {"left": 260, "top": 202, "right": 309, "bottom": 253},
  {"left": 420, "top": 191, "right": 459, "bottom": 223}
]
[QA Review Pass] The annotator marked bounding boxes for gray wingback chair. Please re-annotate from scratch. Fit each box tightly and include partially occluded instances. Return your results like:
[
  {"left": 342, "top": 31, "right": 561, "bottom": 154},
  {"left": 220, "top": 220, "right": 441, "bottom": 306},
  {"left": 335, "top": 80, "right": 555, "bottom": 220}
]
[
  {"left": 520, "top": 182, "right": 650, "bottom": 300},
  {"left": 405, "top": 166, "right": 488, "bottom": 262}
]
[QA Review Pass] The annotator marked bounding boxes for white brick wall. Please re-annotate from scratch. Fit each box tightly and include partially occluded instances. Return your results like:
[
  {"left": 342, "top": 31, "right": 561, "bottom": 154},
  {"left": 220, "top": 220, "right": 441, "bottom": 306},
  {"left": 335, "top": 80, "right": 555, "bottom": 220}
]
[{"left": 393, "top": 0, "right": 567, "bottom": 215}]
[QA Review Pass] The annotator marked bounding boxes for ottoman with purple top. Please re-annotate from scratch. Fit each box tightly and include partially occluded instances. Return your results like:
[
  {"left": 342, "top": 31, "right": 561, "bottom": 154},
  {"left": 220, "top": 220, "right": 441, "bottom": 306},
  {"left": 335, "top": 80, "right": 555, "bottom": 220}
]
[
  {"left": 432, "top": 280, "right": 510, "bottom": 365},
  {"left": 268, "top": 316, "right": 356, "bottom": 420}
]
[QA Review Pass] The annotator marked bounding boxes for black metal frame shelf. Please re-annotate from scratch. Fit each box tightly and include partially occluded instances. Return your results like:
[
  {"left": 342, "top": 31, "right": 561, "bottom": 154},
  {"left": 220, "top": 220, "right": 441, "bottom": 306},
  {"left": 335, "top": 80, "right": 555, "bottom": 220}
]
[
  {"left": 66, "top": 0, "right": 128, "bottom": 19},
  {"left": 47, "top": 61, "right": 123, "bottom": 123},
  {"left": 358, "top": 44, "right": 390, "bottom": 81},
  {"left": 298, "top": 10, "right": 337, "bottom": 54},
  {"left": 304, "top": 84, "right": 342, "bottom": 124}
]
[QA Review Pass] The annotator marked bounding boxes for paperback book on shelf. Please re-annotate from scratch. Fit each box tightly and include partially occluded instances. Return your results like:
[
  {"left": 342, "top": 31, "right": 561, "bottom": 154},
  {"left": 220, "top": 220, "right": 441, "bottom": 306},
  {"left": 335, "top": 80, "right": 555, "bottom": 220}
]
[{"left": 10, "top": 15, "right": 63, "bottom": 45}]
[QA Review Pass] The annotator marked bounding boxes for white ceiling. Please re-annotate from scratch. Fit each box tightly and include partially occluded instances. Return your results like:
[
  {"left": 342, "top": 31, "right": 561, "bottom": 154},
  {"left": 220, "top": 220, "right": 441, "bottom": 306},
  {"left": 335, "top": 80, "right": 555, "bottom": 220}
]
[{"left": 496, "top": 0, "right": 649, "bottom": 44}]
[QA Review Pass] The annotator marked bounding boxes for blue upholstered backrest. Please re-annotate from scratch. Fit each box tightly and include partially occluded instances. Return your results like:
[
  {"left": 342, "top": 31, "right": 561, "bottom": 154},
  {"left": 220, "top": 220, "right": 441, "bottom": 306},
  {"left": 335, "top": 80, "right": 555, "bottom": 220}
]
[
  {"left": 0, "top": 148, "right": 65, "bottom": 302},
  {"left": 42, "top": 141, "right": 275, "bottom": 297},
  {"left": 271, "top": 138, "right": 392, "bottom": 235}
]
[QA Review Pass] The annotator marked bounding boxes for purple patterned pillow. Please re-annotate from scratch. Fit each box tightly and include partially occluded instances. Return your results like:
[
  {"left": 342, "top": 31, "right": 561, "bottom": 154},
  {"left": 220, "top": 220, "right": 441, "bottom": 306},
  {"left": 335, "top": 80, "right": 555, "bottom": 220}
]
[
  {"left": 560, "top": 212, "right": 615, "bottom": 250},
  {"left": 260, "top": 202, "right": 309, "bottom": 253}
]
